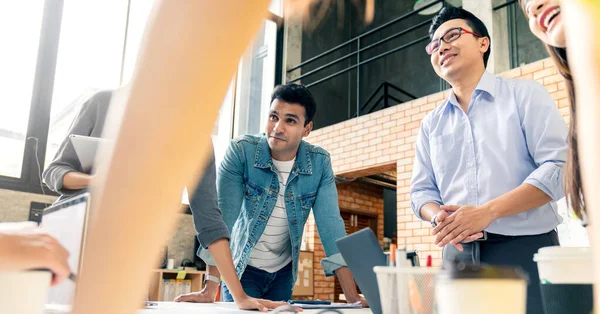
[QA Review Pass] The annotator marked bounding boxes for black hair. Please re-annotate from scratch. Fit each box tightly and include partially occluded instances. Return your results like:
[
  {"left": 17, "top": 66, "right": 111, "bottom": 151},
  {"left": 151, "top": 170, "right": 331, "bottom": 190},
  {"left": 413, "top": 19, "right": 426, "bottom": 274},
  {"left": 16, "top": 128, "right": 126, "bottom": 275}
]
[
  {"left": 270, "top": 83, "right": 317, "bottom": 125},
  {"left": 429, "top": 6, "right": 491, "bottom": 67}
]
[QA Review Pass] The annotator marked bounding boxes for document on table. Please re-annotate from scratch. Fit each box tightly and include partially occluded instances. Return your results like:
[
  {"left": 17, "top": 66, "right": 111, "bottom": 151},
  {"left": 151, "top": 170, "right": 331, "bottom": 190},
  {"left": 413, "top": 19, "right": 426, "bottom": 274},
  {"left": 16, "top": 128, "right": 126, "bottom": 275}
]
[{"left": 293, "top": 301, "right": 363, "bottom": 309}]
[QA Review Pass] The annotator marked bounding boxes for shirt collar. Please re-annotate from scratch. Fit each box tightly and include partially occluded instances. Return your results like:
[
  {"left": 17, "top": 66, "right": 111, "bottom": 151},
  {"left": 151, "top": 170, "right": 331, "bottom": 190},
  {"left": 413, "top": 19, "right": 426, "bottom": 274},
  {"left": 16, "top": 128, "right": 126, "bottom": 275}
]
[{"left": 445, "top": 71, "right": 496, "bottom": 108}]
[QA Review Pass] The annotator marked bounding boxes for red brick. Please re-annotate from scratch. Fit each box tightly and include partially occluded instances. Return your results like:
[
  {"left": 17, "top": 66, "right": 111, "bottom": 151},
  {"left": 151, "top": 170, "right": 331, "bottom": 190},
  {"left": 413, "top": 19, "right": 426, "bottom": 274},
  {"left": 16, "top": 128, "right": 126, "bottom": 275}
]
[
  {"left": 419, "top": 103, "right": 436, "bottom": 112},
  {"left": 406, "top": 107, "right": 420, "bottom": 116},
  {"left": 502, "top": 67, "right": 521, "bottom": 79},
  {"left": 520, "top": 61, "right": 544, "bottom": 75},
  {"left": 413, "top": 228, "right": 430, "bottom": 236},
  {"left": 414, "top": 244, "right": 430, "bottom": 252},
  {"left": 405, "top": 121, "right": 421, "bottom": 130},
  {"left": 427, "top": 92, "right": 445, "bottom": 102},
  {"left": 378, "top": 129, "right": 391, "bottom": 137},
  {"left": 411, "top": 112, "right": 427, "bottom": 121},
  {"left": 376, "top": 142, "right": 391, "bottom": 150},
  {"left": 558, "top": 98, "right": 571, "bottom": 108},
  {"left": 550, "top": 89, "right": 568, "bottom": 101},
  {"left": 377, "top": 115, "right": 391, "bottom": 124},
  {"left": 369, "top": 124, "right": 383, "bottom": 133},
  {"left": 422, "top": 235, "right": 436, "bottom": 243},
  {"left": 351, "top": 123, "right": 364, "bottom": 132},
  {"left": 370, "top": 110, "right": 384, "bottom": 119},
  {"left": 383, "top": 120, "right": 397, "bottom": 129},
  {"left": 407, "top": 237, "right": 422, "bottom": 244},
  {"left": 520, "top": 73, "right": 533, "bottom": 80},
  {"left": 377, "top": 155, "right": 391, "bottom": 164},
  {"left": 544, "top": 84, "right": 558, "bottom": 93},
  {"left": 406, "top": 221, "right": 422, "bottom": 229},
  {"left": 392, "top": 111, "right": 406, "bottom": 120},
  {"left": 544, "top": 58, "right": 556, "bottom": 68},
  {"left": 544, "top": 74, "right": 564, "bottom": 85},
  {"left": 397, "top": 116, "right": 412, "bottom": 125},
  {"left": 533, "top": 67, "right": 556, "bottom": 80},
  {"left": 397, "top": 144, "right": 412, "bottom": 153}
]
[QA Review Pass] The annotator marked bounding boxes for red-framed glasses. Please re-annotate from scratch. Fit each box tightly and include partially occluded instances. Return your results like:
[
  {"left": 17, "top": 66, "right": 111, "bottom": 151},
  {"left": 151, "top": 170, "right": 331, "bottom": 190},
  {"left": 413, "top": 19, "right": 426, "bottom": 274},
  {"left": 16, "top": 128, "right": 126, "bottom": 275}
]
[{"left": 426, "top": 27, "right": 482, "bottom": 55}]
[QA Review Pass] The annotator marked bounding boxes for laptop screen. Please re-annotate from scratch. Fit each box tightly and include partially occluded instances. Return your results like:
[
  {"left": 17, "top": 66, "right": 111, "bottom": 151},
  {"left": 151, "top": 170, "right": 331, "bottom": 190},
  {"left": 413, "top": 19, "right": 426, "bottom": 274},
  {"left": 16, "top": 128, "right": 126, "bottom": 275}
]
[{"left": 40, "top": 193, "right": 90, "bottom": 305}]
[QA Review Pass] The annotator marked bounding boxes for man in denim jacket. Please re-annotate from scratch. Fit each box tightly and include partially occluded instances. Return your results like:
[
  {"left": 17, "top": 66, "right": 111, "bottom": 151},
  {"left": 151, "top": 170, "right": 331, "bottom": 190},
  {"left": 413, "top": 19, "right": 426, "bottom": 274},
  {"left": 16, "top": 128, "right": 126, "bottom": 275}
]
[{"left": 199, "top": 84, "right": 365, "bottom": 304}]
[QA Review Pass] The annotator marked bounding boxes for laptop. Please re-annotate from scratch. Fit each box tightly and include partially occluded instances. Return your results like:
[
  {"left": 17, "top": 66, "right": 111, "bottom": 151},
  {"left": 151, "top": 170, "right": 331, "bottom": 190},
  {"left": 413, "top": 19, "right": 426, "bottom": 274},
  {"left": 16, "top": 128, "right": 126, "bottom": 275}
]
[
  {"left": 336, "top": 228, "right": 387, "bottom": 314},
  {"left": 40, "top": 193, "right": 92, "bottom": 306},
  {"left": 69, "top": 135, "right": 110, "bottom": 172}
]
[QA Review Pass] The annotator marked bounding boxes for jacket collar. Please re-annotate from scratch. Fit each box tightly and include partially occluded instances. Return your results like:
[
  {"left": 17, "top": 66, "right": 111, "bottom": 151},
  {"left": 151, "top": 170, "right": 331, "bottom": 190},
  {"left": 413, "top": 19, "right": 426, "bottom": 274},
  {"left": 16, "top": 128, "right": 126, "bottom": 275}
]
[{"left": 253, "top": 135, "right": 313, "bottom": 175}]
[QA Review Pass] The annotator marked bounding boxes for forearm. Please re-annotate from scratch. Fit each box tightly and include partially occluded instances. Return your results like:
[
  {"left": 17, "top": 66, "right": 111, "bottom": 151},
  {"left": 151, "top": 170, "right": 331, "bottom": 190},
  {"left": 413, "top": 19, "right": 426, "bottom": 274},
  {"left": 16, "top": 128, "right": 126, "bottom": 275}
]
[
  {"left": 486, "top": 183, "right": 551, "bottom": 220},
  {"left": 419, "top": 202, "right": 443, "bottom": 222},
  {"left": 206, "top": 239, "right": 245, "bottom": 300},
  {"left": 62, "top": 172, "right": 93, "bottom": 190},
  {"left": 335, "top": 266, "right": 360, "bottom": 300}
]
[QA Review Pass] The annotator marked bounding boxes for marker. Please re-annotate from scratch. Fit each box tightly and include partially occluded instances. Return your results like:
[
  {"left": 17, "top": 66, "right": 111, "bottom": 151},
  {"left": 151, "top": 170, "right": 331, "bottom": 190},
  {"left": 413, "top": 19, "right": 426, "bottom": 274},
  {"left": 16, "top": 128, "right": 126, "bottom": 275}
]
[{"left": 389, "top": 244, "right": 397, "bottom": 266}]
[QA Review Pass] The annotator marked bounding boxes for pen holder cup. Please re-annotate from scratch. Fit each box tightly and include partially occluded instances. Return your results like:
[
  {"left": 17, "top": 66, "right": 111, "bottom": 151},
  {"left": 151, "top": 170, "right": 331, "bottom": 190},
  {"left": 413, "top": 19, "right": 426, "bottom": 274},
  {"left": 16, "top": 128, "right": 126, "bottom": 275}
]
[{"left": 374, "top": 266, "right": 439, "bottom": 314}]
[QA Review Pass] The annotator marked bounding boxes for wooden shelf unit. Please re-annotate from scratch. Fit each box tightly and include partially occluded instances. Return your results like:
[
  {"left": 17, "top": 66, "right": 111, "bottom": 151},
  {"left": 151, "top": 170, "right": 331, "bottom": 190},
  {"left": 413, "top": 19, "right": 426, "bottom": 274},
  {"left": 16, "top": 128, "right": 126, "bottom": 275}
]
[{"left": 148, "top": 269, "right": 205, "bottom": 301}]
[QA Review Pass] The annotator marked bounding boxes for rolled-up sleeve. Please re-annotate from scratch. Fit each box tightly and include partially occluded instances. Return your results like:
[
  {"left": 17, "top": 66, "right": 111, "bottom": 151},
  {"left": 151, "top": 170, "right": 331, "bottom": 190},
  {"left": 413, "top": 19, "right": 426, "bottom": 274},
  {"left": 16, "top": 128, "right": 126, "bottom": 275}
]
[
  {"left": 189, "top": 143, "right": 230, "bottom": 249},
  {"left": 519, "top": 81, "right": 568, "bottom": 201},
  {"left": 410, "top": 116, "right": 443, "bottom": 220},
  {"left": 313, "top": 156, "right": 348, "bottom": 277},
  {"left": 321, "top": 253, "right": 346, "bottom": 276}
]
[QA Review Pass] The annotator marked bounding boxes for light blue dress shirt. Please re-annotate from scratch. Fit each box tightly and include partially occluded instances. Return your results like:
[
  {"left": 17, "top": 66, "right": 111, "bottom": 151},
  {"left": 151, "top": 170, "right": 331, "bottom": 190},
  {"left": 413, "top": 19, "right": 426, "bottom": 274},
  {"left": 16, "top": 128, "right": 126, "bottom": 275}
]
[{"left": 410, "top": 71, "right": 568, "bottom": 236}]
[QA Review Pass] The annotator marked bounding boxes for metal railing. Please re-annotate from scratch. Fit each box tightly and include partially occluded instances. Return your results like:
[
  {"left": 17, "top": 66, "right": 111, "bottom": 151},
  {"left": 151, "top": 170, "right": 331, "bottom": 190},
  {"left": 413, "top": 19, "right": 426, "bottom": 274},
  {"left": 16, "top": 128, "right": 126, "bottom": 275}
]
[
  {"left": 358, "top": 82, "right": 417, "bottom": 117},
  {"left": 287, "top": 0, "right": 451, "bottom": 121}
]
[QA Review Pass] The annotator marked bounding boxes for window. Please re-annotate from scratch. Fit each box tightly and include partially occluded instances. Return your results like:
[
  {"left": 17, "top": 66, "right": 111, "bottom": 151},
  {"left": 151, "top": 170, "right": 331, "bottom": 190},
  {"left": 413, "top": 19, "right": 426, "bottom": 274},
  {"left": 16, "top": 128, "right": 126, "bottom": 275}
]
[
  {"left": 121, "top": 0, "right": 156, "bottom": 85},
  {"left": 0, "top": 0, "right": 282, "bottom": 194},
  {"left": 0, "top": 2, "right": 45, "bottom": 178},
  {"left": 44, "top": 0, "right": 153, "bottom": 170},
  {"left": 233, "top": 19, "right": 279, "bottom": 137}
]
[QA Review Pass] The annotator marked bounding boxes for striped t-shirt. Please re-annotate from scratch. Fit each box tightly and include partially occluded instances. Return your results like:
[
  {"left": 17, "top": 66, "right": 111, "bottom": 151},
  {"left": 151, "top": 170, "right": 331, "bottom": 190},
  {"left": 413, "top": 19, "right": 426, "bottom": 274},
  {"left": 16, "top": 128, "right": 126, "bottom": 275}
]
[{"left": 247, "top": 158, "right": 294, "bottom": 273}]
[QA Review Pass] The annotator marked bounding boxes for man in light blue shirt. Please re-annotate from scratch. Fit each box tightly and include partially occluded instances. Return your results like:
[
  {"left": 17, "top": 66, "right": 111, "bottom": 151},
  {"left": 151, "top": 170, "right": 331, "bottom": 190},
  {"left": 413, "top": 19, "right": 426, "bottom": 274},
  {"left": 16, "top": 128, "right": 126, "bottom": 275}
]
[{"left": 410, "top": 7, "right": 567, "bottom": 314}]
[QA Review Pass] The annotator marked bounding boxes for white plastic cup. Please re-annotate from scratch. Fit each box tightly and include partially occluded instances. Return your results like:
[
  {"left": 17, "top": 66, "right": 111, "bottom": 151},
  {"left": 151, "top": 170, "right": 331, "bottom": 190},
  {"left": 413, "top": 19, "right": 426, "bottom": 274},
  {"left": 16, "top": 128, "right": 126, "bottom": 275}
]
[
  {"left": 0, "top": 270, "right": 52, "bottom": 314},
  {"left": 167, "top": 259, "right": 174, "bottom": 269},
  {"left": 436, "top": 264, "right": 527, "bottom": 314},
  {"left": 534, "top": 246, "right": 593, "bottom": 314},
  {"left": 533, "top": 246, "right": 592, "bottom": 284}
]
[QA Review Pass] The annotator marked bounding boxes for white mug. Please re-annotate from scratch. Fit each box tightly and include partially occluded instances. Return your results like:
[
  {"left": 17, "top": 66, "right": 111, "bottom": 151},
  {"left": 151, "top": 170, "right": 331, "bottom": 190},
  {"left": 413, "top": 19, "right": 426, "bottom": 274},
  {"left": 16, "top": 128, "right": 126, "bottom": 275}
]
[
  {"left": 436, "top": 263, "right": 527, "bottom": 314},
  {"left": 0, "top": 270, "right": 52, "bottom": 314}
]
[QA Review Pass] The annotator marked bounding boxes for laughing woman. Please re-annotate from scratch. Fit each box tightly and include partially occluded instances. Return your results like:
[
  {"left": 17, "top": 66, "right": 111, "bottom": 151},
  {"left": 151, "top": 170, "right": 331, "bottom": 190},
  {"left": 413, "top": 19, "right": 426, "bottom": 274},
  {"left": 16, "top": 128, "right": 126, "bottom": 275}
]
[{"left": 519, "top": 0, "right": 588, "bottom": 226}]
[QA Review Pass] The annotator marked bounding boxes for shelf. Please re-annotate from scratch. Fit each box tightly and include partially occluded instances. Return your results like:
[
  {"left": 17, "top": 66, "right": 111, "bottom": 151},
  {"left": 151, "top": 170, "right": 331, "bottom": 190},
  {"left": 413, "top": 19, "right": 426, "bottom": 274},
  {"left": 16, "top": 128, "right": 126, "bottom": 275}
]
[{"left": 148, "top": 269, "right": 205, "bottom": 301}]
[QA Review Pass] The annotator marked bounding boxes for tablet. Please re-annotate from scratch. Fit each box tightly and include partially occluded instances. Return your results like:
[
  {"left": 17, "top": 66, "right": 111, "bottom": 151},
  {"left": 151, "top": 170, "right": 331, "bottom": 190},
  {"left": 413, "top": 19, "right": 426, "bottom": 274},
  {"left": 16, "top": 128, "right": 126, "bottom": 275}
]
[{"left": 69, "top": 135, "right": 108, "bottom": 172}]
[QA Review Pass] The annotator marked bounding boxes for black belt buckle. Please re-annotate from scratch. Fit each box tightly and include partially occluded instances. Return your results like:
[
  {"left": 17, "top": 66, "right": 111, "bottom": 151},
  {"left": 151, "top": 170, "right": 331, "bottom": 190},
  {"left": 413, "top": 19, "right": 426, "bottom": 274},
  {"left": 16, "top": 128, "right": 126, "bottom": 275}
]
[{"left": 474, "top": 231, "right": 488, "bottom": 241}]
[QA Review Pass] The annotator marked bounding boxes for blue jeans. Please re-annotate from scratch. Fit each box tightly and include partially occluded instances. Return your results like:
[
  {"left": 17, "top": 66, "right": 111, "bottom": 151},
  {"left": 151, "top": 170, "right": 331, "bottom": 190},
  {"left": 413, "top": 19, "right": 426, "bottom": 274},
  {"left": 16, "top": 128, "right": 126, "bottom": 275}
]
[{"left": 222, "top": 262, "right": 294, "bottom": 302}]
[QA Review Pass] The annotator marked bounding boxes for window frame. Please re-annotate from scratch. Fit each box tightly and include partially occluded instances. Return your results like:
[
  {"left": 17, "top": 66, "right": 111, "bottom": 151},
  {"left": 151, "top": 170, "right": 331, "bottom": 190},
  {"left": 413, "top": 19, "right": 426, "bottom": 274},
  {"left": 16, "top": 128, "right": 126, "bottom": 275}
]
[
  {"left": 0, "top": 0, "right": 64, "bottom": 195},
  {"left": 0, "top": 0, "right": 285, "bottom": 195}
]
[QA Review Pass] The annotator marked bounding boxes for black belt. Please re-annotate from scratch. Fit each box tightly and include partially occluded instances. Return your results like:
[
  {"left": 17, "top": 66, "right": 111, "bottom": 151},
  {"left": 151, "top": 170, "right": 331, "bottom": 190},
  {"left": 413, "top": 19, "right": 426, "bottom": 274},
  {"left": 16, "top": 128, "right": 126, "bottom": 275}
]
[{"left": 480, "top": 230, "right": 557, "bottom": 241}]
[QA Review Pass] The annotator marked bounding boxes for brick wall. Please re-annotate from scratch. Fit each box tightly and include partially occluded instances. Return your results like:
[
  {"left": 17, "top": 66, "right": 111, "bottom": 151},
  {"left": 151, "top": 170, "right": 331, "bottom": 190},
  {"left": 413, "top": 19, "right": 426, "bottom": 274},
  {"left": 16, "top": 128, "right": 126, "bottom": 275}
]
[
  {"left": 304, "top": 181, "right": 385, "bottom": 300},
  {"left": 302, "top": 58, "right": 570, "bottom": 300}
]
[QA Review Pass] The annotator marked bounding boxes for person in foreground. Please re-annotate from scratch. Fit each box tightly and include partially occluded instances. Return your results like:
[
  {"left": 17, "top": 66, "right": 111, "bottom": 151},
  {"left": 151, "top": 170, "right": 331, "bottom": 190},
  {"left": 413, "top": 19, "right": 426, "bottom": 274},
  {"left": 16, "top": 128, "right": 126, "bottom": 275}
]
[
  {"left": 0, "top": 223, "right": 70, "bottom": 286},
  {"left": 518, "top": 0, "right": 588, "bottom": 225}
]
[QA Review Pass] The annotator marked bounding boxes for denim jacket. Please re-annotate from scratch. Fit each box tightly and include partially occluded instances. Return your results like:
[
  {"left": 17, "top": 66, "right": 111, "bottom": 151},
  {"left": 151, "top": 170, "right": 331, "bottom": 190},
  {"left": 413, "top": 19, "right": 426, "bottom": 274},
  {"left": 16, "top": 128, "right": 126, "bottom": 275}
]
[{"left": 200, "top": 134, "right": 347, "bottom": 283}]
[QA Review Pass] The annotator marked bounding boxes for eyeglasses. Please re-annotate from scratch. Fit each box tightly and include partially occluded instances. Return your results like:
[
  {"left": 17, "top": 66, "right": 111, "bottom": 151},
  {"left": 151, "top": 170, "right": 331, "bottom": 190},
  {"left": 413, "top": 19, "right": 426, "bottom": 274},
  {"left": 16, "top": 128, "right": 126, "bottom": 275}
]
[{"left": 425, "top": 27, "right": 482, "bottom": 55}]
